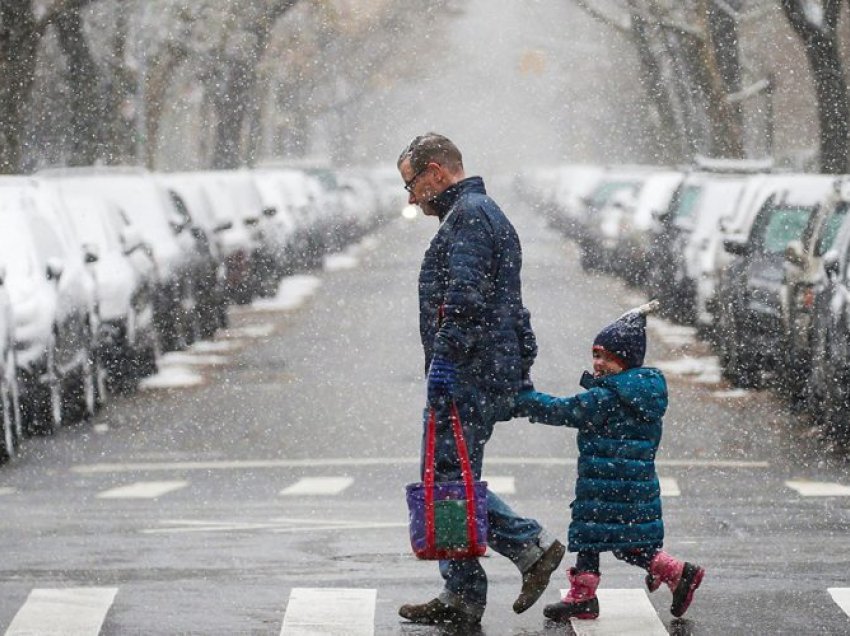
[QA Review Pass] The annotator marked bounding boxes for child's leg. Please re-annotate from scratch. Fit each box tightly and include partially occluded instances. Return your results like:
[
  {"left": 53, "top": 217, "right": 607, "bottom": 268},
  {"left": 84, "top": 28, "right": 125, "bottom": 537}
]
[
  {"left": 615, "top": 548, "right": 704, "bottom": 618},
  {"left": 542, "top": 551, "right": 601, "bottom": 622}
]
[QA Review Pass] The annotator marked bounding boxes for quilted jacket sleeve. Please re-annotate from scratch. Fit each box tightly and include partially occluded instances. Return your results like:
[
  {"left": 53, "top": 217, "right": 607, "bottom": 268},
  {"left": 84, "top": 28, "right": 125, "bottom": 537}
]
[
  {"left": 513, "top": 388, "right": 617, "bottom": 429},
  {"left": 432, "top": 207, "right": 494, "bottom": 361}
]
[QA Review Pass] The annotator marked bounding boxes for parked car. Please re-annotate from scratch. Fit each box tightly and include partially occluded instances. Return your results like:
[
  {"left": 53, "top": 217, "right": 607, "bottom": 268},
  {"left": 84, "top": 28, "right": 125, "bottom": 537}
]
[
  {"left": 779, "top": 178, "right": 850, "bottom": 400},
  {"left": 0, "top": 177, "right": 99, "bottom": 435},
  {"left": 0, "top": 278, "right": 21, "bottom": 461},
  {"left": 57, "top": 193, "right": 160, "bottom": 392},
  {"left": 44, "top": 168, "right": 204, "bottom": 351},
  {"left": 716, "top": 174, "right": 836, "bottom": 387},
  {"left": 807, "top": 209, "right": 850, "bottom": 437},
  {"left": 577, "top": 169, "right": 649, "bottom": 272}
]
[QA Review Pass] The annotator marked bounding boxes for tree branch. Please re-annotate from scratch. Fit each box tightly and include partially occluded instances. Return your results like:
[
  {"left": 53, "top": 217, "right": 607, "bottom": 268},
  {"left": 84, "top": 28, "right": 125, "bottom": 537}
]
[{"left": 573, "top": 0, "right": 632, "bottom": 34}]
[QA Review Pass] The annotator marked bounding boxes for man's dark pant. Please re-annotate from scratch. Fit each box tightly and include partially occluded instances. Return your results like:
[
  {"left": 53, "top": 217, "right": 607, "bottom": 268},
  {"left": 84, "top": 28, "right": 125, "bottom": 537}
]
[{"left": 420, "top": 384, "right": 553, "bottom": 619}]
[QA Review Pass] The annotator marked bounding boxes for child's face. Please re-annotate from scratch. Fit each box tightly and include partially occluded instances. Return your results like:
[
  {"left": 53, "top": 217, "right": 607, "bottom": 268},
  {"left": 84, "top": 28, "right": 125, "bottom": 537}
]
[{"left": 592, "top": 348, "right": 626, "bottom": 377}]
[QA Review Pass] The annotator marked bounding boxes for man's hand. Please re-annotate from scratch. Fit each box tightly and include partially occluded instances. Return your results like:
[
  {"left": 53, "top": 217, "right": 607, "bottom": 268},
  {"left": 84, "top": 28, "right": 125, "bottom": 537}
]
[{"left": 427, "top": 355, "right": 457, "bottom": 405}]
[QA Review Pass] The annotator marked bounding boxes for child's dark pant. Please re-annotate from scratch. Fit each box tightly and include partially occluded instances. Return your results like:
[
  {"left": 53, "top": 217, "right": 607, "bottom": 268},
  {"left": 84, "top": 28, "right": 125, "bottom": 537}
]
[{"left": 576, "top": 548, "right": 658, "bottom": 574}]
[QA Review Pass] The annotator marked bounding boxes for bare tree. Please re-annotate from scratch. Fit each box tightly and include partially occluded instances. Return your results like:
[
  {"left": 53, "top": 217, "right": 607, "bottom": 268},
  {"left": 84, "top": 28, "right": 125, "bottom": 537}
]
[{"left": 780, "top": 0, "right": 848, "bottom": 173}]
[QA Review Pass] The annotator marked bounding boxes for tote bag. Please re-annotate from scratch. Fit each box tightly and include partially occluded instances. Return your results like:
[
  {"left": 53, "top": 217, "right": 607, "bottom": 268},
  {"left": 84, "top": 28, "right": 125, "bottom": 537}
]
[{"left": 405, "top": 401, "right": 488, "bottom": 560}]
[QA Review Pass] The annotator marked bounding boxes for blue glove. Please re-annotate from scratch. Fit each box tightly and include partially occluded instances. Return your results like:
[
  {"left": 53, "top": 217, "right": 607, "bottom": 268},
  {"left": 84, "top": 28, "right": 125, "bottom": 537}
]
[{"left": 427, "top": 355, "right": 457, "bottom": 405}]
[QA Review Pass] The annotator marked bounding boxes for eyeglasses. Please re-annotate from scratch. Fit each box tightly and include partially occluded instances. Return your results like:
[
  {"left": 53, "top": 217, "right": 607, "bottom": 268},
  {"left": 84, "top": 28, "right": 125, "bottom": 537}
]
[{"left": 403, "top": 164, "right": 429, "bottom": 193}]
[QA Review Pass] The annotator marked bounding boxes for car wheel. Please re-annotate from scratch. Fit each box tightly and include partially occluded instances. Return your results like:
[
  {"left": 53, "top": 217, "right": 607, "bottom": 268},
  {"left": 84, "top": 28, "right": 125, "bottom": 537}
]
[
  {"left": 0, "top": 357, "right": 17, "bottom": 462},
  {"left": 27, "top": 347, "right": 62, "bottom": 436}
]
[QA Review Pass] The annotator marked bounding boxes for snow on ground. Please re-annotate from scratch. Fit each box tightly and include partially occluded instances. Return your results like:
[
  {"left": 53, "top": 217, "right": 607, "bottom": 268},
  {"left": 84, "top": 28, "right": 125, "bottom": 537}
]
[
  {"left": 157, "top": 352, "right": 229, "bottom": 366},
  {"left": 653, "top": 355, "right": 722, "bottom": 383},
  {"left": 139, "top": 365, "right": 204, "bottom": 390},
  {"left": 647, "top": 316, "right": 698, "bottom": 347},
  {"left": 323, "top": 252, "right": 359, "bottom": 271},
  {"left": 711, "top": 388, "right": 749, "bottom": 399},
  {"left": 220, "top": 324, "right": 275, "bottom": 339},
  {"left": 189, "top": 340, "right": 240, "bottom": 353},
  {"left": 251, "top": 274, "right": 322, "bottom": 311}
]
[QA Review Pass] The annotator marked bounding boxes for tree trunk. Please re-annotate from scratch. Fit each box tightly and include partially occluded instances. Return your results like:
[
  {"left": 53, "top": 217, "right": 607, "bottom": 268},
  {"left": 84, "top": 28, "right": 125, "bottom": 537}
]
[
  {"left": 0, "top": 6, "right": 38, "bottom": 173},
  {"left": 211, "top": 58, "right": 254, "bottom": 169},
  {"left": 781, "top": 0, "right": 848, "bottom": 173},
  {"left": 54, "top": 8, "right": 103, "bottom": 166}
]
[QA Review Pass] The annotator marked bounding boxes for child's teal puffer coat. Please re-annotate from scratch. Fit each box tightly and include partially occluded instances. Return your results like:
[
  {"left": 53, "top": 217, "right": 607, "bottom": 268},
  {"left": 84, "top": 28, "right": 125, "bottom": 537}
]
[{"left": 515, "top": 367, "right": 667, "bottom": 552}]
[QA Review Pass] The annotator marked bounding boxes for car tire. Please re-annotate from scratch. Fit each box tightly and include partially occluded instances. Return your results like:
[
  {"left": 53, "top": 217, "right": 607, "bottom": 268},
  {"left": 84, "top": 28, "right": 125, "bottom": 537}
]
[{"left": 26, "top": 347, "right": 62, "bottom": 436}]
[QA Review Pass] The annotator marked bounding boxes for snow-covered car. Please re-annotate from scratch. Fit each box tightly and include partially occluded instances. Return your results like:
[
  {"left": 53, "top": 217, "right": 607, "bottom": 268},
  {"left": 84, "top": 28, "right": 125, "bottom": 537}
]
[
  {"left": 806, "top": 209, "right": 850, "bottom": 435},
  {"left": 250, "top": 169, "right": 299, "bottom": 279},
  {"left": 56, "top": 192, "right": 160, "bottom": 391},
  {"left": 43, "top": 168, "right": 203, "bottom": 351},
  {"left": 716, "top": 174, "right": 836, "bottom": 387},
  {"left": 0, "top": 277, "right": 21, "bottom": 461},
  {"left": 779, "top": 177, "right": 850, "bottom": 399},
  {"left": 620, "top": 170, "right": 685, "bottom": 285},
  {"left": 577, "top": 169, "right": 648, "bottom": 272},
  {"left": 0, "top": 177, "right": 99, "bottom": 435}
]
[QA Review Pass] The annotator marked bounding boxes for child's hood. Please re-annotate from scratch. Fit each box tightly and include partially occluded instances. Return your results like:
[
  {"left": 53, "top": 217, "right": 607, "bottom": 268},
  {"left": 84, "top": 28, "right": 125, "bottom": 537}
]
[{"left": 581, "top": 367, "right": 668, "bottom": 421}]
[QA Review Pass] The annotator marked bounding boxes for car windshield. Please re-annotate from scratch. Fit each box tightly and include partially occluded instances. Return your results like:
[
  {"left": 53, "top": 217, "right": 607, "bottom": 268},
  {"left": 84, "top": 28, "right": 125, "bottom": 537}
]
[
  {"left": 589, "top": 181, "right": 637, "bottom": 209},
  {"left": 671, "top": 184, "right": 702, "bottom": 220},
  {"left": 760, "top": 205, "right": 814, "bottom": 254},
  {"left": 816, "top": 202, "right": 849, "bottom": 255},
  {"left": 0, "top": 206, "right": 38, "bottom": 278}
]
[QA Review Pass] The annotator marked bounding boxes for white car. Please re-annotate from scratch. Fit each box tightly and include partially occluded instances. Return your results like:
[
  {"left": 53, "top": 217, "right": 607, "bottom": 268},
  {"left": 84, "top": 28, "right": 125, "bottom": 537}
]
[
  {"left": 0, "top": 177, "right": 99, "bottom": 435},
  {"left": 57, "top": 193, "right": 159, "bottom": 391},
  {"left": 0, "top": 278, "right": 21, "bottom": 461},
  {"left": 44, "top": 168, "right": 203, "bottom": 352}
]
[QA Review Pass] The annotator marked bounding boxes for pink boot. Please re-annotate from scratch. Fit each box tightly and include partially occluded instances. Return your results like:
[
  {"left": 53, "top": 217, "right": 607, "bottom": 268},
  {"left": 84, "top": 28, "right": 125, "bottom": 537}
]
[
  {"left": 542, "top": 568, "right": 600, "bottom": 622},
  {"left": 646, "top": 551, "right": 705, "bottom": 617}
]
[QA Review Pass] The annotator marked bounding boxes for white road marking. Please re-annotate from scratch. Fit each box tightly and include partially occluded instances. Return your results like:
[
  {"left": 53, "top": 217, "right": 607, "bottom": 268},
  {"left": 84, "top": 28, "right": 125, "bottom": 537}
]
[
  {"left": 72, "top": 456, "right": 770, "bottom": 473},
  {"left": 659, "top": 477, "right": 680, "bottom": 497},
  {"left": 0, "top": 487, "right": 15, "bottom": 495},
  {"left": 281, "top": 588, "right": 375, "bottom": 636},
  {"left": 5, "top": 587, "right": 118, "bottom": 636},
  {"left": 562, "top": 588, "right": 667, "bottom": 635},
  {"left": 785, "top": 480, "right": 850, "bottom": 496},
  {"left": 484, "top": 476, "right": 516, "bottom": 494},
  {"left": 97, "top": 480, "right": 188, "bottom": 499},
  {"left": 828, "top": 588, "right": 850, "bottom": 617},
  {"left": 280, "top": 477, "right": 354, "bottom": 496},
  {"left": 139, "top": 366, "right": 203, "bottom": 390},
  {"left": 143, "top": 517, "right": 406, "bottom": 535}
]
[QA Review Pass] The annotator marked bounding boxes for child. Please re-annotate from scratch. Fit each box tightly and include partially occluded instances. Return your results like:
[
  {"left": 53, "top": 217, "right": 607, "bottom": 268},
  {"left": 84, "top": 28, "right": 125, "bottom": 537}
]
[{"left": 513, "top": 300, "right": 704, "bottom": 622}]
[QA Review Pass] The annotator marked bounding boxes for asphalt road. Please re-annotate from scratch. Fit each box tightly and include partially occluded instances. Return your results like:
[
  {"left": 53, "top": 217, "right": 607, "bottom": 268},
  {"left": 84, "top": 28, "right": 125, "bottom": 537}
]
[{"left": 2, "top": 180, "right": 850, "bottom": 635}]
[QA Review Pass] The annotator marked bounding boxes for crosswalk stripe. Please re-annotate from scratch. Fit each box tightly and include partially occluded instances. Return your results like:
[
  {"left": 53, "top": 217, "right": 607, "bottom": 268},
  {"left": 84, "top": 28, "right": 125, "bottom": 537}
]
[
  {"left": 562, "top": 588, "right": 667, "bottom": 635},
  {"left": 280, "top": 477, "right": 354, "bottom": 496},
  {"left": 5, "top": 587, "right": 118, "bottom": 636},
  {"left": 96, "top": 480, "right": 188, "bottom": 499},
  {"left": 280, "top": 588, "right": 375, "bottom": 635},
  {"left": 829, "top": 588, "right": 850, "bottom": 616},
  {"left": 483, "top": 476, "right": 516, "bottom": 494},
  {"left": 785, "top": 480, "right": 850, "bottom": 496},
  {"left": 659, "top": 477, "right": 680, "bottom": 497}
]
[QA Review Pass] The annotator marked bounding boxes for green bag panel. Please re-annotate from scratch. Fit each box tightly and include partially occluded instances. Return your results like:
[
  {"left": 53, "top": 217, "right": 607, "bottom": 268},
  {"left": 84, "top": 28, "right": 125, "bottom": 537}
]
[{"left": 434, "top": 499, "right": 470, "bottom": 549}]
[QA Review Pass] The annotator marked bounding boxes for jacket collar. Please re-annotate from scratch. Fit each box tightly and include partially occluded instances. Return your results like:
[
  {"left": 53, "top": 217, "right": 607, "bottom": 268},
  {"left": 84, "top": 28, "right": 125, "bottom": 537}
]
[{"left": 431, "top": 176, "right": 485, "bottom": 222}]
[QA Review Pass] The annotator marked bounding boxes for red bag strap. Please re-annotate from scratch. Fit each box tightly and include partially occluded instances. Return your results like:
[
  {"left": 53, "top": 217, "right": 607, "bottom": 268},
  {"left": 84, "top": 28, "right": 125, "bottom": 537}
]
[{"left": 424, "top": 402, "right": 479, "bottom": 554}]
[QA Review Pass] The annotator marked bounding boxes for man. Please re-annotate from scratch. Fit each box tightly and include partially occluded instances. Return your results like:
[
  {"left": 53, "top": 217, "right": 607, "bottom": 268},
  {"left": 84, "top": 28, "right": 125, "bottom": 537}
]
[{"left": 397, "top": 133, "right": 565, "bottom": 626}]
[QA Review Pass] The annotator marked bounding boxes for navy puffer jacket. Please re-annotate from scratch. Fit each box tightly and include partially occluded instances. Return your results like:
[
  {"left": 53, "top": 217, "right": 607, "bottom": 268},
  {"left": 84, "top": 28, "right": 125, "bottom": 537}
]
[
  {"left": 419, "top": 177, "right": 536, "bottom": 395},
  {"left": 514, "top": 368, "right": 667, "bottom": 552}
]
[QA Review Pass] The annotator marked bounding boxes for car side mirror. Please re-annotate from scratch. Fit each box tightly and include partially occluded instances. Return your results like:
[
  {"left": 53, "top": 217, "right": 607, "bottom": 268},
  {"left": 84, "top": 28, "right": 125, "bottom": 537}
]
[
  {"left": 83, "top": 243, "right": 100, "bottom": 264},
  {"left": 823, "top": 250, "right": 841, "bottom": 279},
  {"left": 262, "top": 206, "right": 277, "bottom": 218},
  {"left": 723, "top": 238, "right": 751, "bottom": 256},
  {"left": 784, "top": 240, "right": 805, "bottom": 267},
  {"left": 243, "top": 216, "right": 260, "bottom": 227},
  {"left": 46, "top": 258, "right": 64, "bottom": 282},
  {"left": 0, "top": 264, "right": 6, "bottom": 286},
  {"left": 121, "top": 227, "right": 144, "bottom": 256},
  {"left": 214, "top": 221, "right": 233, "bottom": 233}
]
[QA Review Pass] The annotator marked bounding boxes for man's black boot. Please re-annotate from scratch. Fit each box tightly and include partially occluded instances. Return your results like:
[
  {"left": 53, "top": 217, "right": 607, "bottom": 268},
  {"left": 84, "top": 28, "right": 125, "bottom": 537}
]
[
  {"left": 513, "top": 539, "right": 566, "bottom": 613},
  {"left": 398, "top": 598, "right": 480, "bottom": 626}
]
